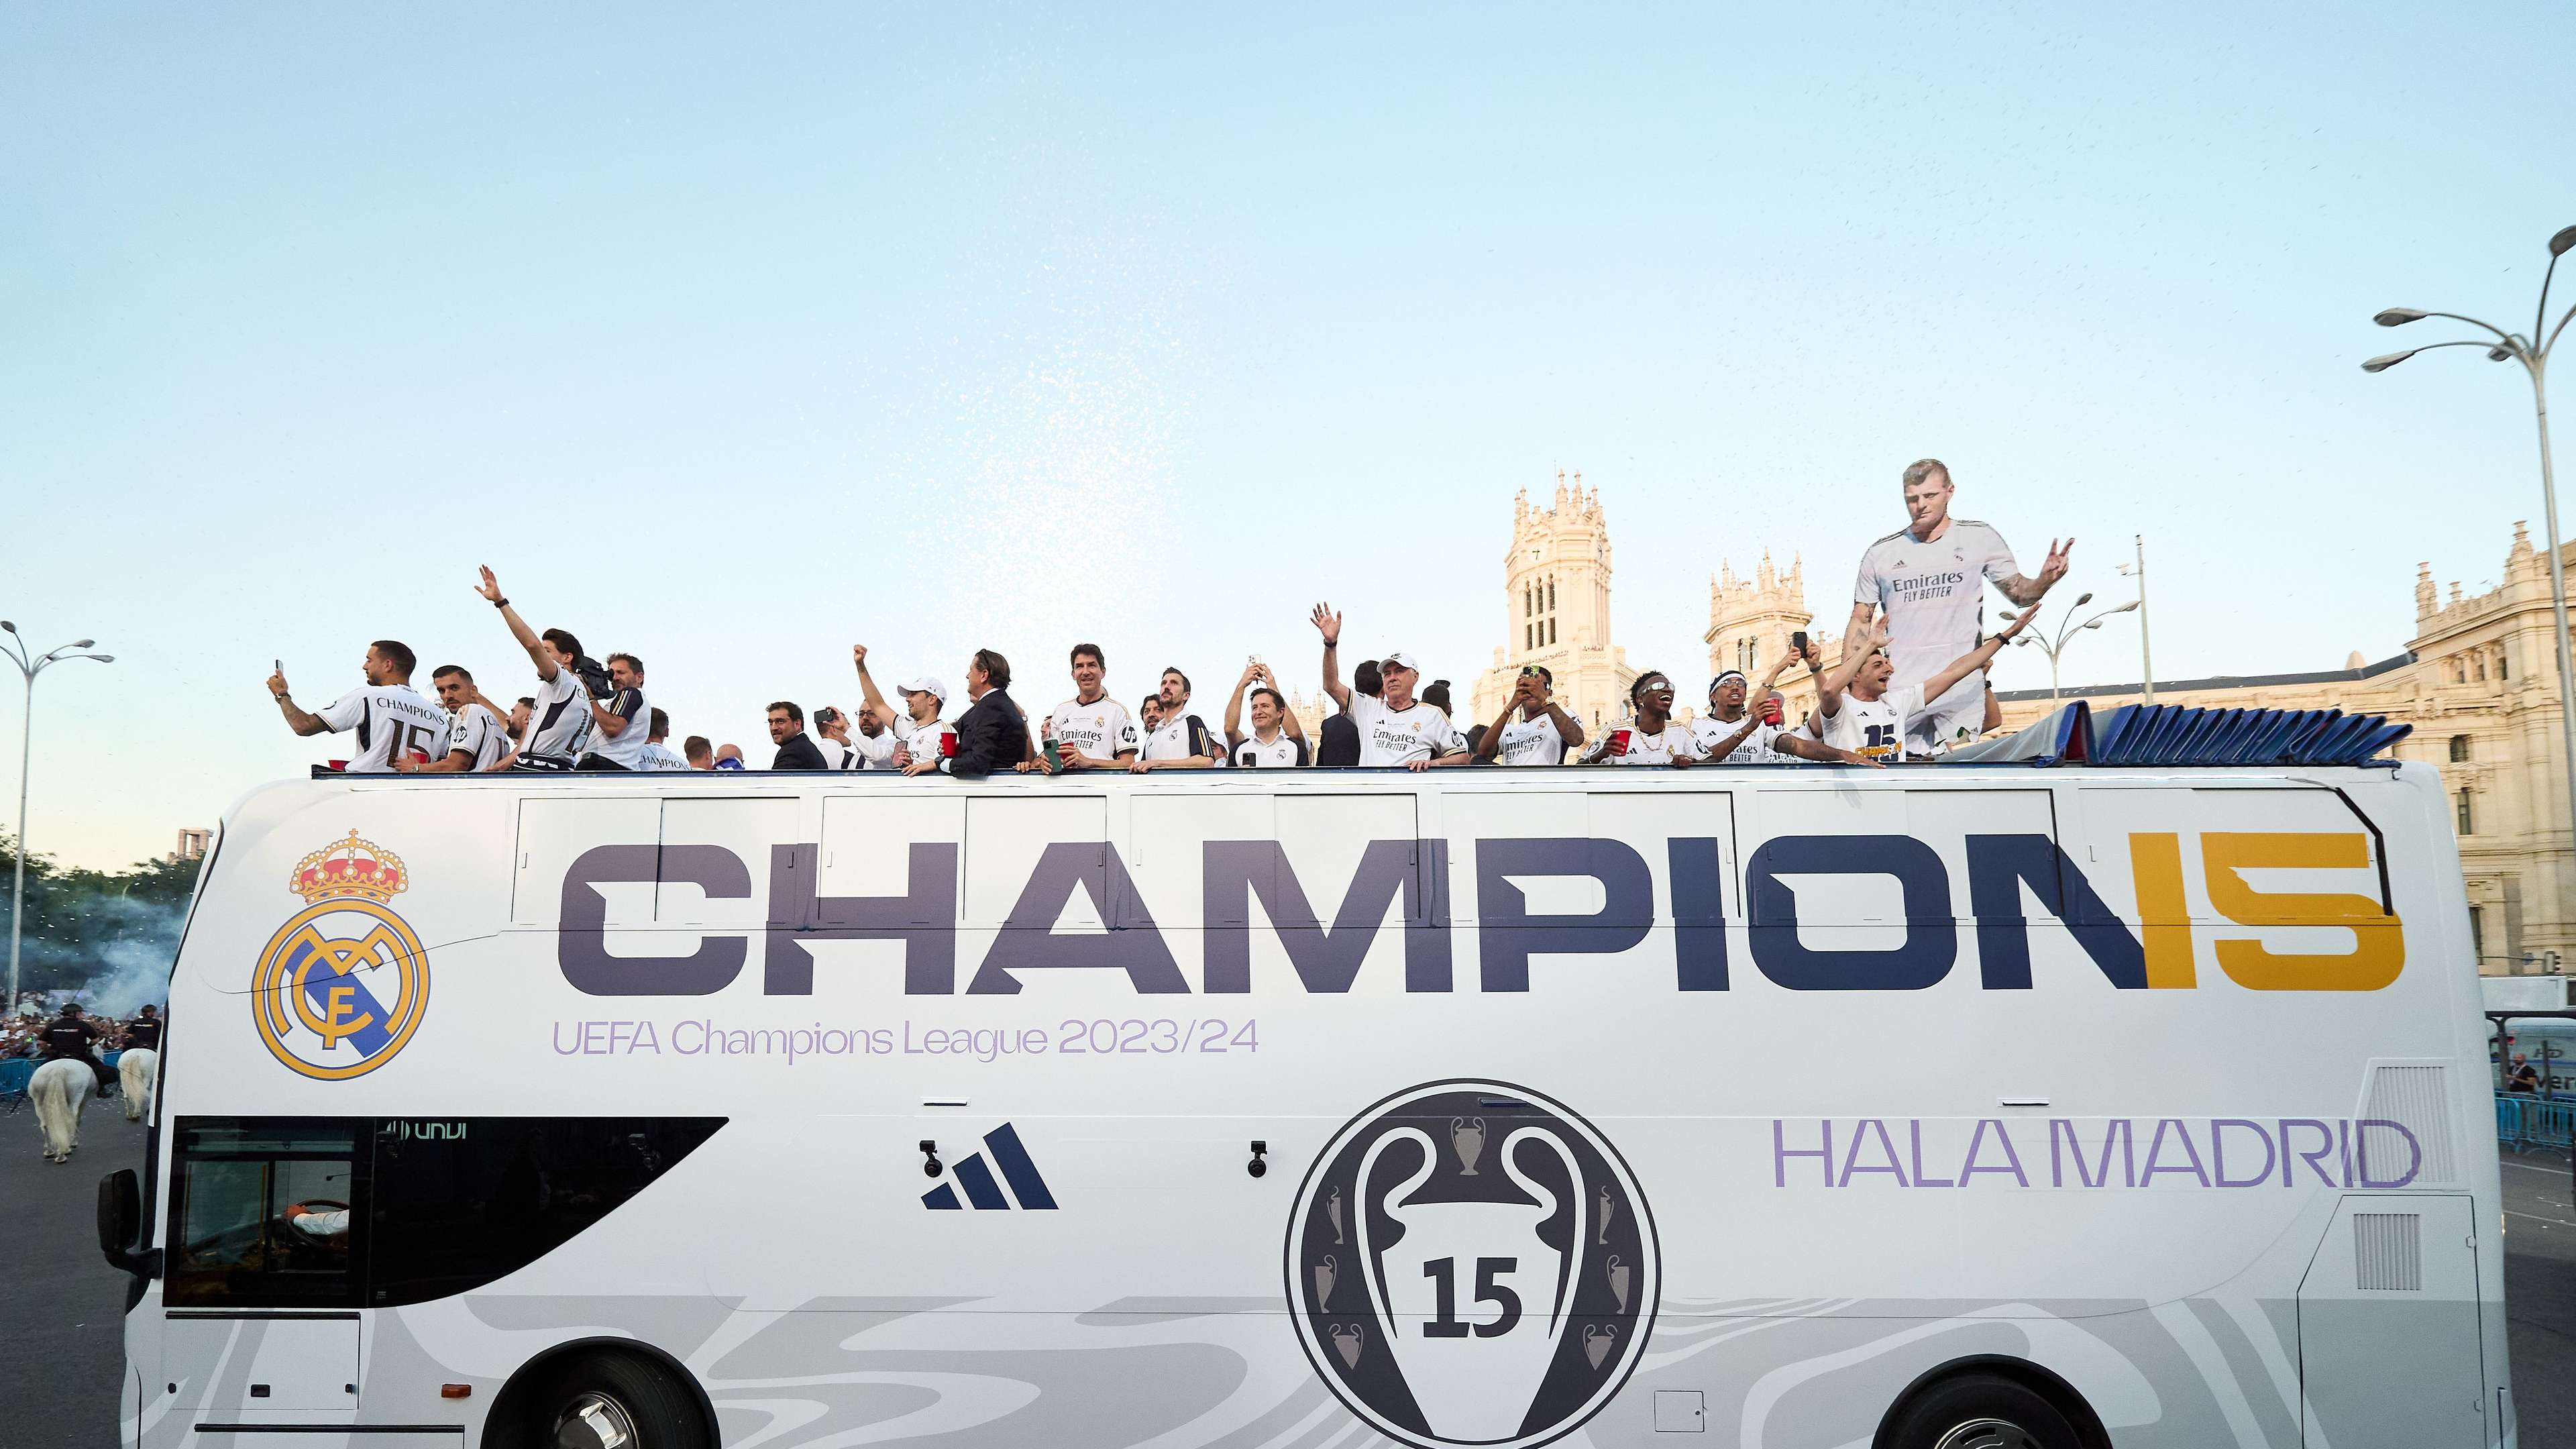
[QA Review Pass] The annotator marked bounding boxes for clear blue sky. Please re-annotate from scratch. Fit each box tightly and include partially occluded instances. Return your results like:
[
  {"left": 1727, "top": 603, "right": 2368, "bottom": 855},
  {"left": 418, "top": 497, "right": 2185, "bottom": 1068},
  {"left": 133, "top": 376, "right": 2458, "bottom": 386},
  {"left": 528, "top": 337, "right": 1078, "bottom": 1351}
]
[{"left": 3, "top": 4, "right": 2569, "bottom": 868}]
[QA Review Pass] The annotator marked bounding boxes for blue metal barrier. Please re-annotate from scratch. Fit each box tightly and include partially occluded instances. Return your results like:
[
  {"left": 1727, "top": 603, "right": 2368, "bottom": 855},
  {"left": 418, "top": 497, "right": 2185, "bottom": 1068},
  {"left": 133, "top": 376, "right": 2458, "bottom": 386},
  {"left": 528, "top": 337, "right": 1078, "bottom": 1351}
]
[
  {"left": 0, "top": 1058, "right": 32, "bottom": 1109},
  {"left": 2498, "top": 1092, "right": 2576, "bottom": 1153}
]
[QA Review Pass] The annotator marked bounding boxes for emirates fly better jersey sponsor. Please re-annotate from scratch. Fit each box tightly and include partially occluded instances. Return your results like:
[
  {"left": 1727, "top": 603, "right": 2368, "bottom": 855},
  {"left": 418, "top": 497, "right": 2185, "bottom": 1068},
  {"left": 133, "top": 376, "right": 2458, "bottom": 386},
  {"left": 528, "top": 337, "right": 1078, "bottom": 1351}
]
[
  {"left": 1049, "top": 696, "right": 1140, "bottom": 764},
  {"left": 317, "top": 684, "right": 449, "bottom": 773},
  {"left": 1350, "top": 695, "right": 1461, "bottom": 766},
  {"left": 1493, "top": 710, "right": 1569, "bottom": 765}
]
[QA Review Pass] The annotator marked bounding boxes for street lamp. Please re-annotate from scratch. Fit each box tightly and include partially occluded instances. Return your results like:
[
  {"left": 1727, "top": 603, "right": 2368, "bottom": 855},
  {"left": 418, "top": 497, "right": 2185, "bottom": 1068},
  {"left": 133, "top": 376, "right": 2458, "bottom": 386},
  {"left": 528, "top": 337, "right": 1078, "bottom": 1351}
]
[
  {"left": 2114, "top": 535, "right": 2155, "bottom": 704},
  {"left": 2002, "top": 590, "right": 2143, "bottom": 702},
  {"left": 2, "top": 623, "right": 115, "bottom": 1019},
  {"left": 2368, "top": 225, "right": 2576, "bottom": 900}
]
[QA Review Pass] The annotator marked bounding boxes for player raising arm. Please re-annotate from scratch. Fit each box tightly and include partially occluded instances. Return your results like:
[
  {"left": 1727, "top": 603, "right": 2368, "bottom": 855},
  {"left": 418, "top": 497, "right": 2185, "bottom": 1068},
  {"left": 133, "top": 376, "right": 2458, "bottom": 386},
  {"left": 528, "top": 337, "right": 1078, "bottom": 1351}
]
[
  {"left": 474, "top": 566, "right": 595, "bottom": 769},
  {"left": 1811, "top": 606, "right": 2038, "bottom": 763},
  {"left": 1313, "top": 604, "right": 1470, "bottom": 772}
]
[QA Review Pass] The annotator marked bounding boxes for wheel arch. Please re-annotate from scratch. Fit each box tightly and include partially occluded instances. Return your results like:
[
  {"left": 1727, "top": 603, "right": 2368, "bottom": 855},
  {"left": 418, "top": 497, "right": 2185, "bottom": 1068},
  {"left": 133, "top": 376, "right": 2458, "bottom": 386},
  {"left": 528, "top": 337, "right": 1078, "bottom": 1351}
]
[
  {"left": 1870, "top": 1354, "right": 2111, "bottom": 1449},
  {"left": 481, "top": 1334, "right": 718, "bottom": 1449}
]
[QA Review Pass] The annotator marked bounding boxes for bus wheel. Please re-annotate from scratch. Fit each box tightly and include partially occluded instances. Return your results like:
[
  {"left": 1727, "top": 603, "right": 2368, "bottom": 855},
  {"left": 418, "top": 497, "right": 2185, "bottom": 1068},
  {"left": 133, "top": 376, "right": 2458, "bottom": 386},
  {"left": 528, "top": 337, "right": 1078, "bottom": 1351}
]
[
  {"left": 528, "top": 1352, "right": 710, "bottom": 1449},
  {"left": 1882, "top": 1373, "right": 2082, "bottom": 1449}
]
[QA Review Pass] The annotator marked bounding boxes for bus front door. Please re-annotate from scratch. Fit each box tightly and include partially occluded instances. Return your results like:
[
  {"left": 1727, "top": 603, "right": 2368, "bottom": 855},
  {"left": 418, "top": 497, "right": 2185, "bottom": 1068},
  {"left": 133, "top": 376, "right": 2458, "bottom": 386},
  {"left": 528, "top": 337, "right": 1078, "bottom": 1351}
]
[
  {"left": 162, "top": 1120, "right": 364, "bottom": 1419},
  {"left": 2295, "top": 1193, "right": 2484, "bottom": 1447}
]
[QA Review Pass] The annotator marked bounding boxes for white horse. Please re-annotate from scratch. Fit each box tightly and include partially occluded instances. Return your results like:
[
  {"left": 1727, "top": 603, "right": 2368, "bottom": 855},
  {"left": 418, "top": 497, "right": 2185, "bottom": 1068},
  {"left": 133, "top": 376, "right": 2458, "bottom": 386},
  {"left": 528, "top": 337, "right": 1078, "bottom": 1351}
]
[
  {"left": 30, "top": 1057, "right": 96, "bottom": 1163},
  {"left": 118, "top": 1047, "right": 158, "bottom": 1122}
]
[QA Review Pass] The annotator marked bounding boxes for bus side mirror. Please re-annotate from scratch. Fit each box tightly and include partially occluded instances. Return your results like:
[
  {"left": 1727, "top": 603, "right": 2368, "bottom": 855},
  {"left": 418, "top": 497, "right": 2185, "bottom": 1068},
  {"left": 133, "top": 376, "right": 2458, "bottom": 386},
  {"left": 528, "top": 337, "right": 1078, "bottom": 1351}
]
[{"left": 97, "top": 1169, "right": 156, "bottom": 1278}]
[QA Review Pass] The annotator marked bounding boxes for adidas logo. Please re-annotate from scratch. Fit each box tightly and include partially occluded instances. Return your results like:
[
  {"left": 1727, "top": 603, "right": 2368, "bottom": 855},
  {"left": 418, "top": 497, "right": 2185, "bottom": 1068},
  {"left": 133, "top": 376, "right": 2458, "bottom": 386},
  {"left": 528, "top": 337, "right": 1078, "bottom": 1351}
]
[{"left": 922, "top": 1123, "right": 1058, "bottom": 1210}]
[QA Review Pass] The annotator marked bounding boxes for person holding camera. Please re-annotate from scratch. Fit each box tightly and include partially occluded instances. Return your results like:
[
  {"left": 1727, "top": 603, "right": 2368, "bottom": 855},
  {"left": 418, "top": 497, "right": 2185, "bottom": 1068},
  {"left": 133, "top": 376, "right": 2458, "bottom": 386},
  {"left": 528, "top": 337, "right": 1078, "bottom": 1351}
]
[
  {"left": 1474, "top": 663, "right": 1585, "bottom": 765},
  {"left": 1223, "top": 661, "right": 1309, "bottom": 767}
]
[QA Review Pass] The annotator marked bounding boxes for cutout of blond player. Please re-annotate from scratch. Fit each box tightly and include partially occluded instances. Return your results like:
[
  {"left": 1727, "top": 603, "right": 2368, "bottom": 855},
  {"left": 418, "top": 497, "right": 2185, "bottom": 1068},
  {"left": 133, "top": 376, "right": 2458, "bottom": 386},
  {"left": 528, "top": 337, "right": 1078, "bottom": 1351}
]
[
  {"left": 1811, "top": 606, "right": 2039, "bottom": 763},
  {"left": 1845, "top": 459, "right": 2070, "bottom": 754}
]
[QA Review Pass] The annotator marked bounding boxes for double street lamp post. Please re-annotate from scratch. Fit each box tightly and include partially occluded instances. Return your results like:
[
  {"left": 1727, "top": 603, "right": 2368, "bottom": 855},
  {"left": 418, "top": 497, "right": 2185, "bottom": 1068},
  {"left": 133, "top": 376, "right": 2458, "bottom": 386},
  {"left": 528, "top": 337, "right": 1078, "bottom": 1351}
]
[
  {"left": 3, "top": 623, "right": 115, "bottom": 1019},
  {"left": 2367, "top": 225, "right": 2576, "bottom": 902},
  {"left": 2003, "top": 590, "right": 2143, "bottom": 702}
]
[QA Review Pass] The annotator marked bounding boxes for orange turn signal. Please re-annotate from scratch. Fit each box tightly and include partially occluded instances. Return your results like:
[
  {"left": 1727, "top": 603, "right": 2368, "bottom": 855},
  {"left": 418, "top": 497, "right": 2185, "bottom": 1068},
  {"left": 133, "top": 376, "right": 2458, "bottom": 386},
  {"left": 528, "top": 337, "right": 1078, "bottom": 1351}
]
[{"left": 441, "top": 1384, "right": 472, "bottom": 1399}]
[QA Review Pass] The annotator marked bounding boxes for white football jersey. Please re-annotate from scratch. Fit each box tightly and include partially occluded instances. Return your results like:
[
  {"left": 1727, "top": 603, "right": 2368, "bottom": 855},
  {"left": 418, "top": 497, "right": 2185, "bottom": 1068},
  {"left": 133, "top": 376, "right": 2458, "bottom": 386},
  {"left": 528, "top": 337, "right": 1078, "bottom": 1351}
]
[
  {"left": 318, "top": 684, "right": 449, "bottom": 773},
  {"left": 636, "top": 742, "right": 692, "bottom": 771},
  {"left": 1230, "top": 729, "right": 1307, "bottom": 768},
  {"left": 894, "top": 715, "right": 955, "bottom": 767},
  {"left": 1852, "top": 519, "right": 2019, "bottom": 698},
  {"left": 1809, "top": 684, "right": 1927, "bottom": 762},
  {"left": 846, "top": 729, "right": 901, "bottom": 771},
  {"left": 1142, "top": 712, "right": 1222, "bottom": 763},
  {"left": 1351, "top": 695, "right": 1462, "bottom": 766},
  {"left": 1688, "top": 712, "right": 1794, "bottom": 765},
  {"left": 1579, "top": 718, "right": 1706, "bottom": 766},
  {"left": 519, "top": 669, "right": 594, "bottom": 764},
  {"left": 589, "top": 685, "right": 652, "bottom": 768},
  {"left": 1494, "top": 710, "right": 1570, "bottom": 766},
  {"left": 1049, "top": 695, "right": 1140, "bottom": 765},
  {"left": 445, "top": 702, "right": 513, "bottom": 771}
]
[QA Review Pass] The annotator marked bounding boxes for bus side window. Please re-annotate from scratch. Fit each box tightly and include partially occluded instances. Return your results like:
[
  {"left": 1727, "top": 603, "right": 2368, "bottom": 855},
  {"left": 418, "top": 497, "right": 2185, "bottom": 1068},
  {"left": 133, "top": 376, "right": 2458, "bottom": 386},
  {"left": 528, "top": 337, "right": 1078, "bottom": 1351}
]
[
  {"left": 368, "top": 1118, "right": 725, "bottom": 1307},
  {"left": 165, "top": 1119, "right": 364, "bottom": 1308}
]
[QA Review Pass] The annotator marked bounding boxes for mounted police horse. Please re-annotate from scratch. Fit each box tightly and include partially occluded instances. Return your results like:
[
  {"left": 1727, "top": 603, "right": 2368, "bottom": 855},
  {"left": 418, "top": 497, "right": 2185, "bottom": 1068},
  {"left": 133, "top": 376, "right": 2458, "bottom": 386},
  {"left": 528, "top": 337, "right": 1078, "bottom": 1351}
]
[
  {"left": 30, "top": 1057, "right": 95, "bottom": 1163},
  {"left": 118, "top": 1047, "right": 157, "bottom": 1122}
]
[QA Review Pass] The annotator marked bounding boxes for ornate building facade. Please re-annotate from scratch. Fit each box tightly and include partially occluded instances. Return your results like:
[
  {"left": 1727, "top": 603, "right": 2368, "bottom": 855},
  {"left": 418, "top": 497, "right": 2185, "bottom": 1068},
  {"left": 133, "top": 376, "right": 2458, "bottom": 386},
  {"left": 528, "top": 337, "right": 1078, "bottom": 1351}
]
[
  {"left": 1695, "top": 518, "right": 2573, "bottom": 977},
  {"left": 1467, "top": 473, "right": 1638, "bottom": 734}
]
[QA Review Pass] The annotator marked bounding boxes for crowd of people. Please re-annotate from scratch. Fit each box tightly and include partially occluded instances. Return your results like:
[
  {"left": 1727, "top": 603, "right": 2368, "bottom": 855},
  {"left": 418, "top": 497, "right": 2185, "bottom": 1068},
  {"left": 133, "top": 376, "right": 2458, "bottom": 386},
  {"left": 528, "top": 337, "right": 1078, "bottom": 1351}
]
[
  {"left": 3, "top": 1002, "right": 162, "bottom": 1093},
  {"left": 272, "top": 459, "right": 2074, "bottom": 778}
]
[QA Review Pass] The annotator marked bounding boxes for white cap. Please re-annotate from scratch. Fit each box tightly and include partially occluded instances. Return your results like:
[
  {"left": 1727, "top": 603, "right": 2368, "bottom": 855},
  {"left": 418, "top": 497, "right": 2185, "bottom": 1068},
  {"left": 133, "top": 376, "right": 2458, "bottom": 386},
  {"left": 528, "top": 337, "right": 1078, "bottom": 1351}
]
[
  {"left": 901, "top": 676, "right": 948, "bottom": 702},
  {"left": 1381, "top": 651, "right": 1421, "bottom": 672}
]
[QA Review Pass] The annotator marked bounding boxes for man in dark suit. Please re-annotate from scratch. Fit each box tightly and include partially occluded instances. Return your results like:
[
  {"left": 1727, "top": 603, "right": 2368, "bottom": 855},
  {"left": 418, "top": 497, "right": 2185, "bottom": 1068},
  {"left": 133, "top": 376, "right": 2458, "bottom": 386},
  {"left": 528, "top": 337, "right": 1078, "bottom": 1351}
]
[
  {"left": 767, "top": 700, "right": 830, "bottom": 770},
  {"left": 908, "top": 649, "right": 1028, "bottom": 777},
  {"left": 1314, "top": 659, "right": 1381, "bottom": 767}
]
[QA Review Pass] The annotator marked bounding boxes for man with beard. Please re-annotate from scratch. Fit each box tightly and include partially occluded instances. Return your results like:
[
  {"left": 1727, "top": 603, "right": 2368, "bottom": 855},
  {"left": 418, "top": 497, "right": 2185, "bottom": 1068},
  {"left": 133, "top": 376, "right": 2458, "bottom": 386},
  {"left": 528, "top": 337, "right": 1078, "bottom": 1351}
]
[{"left": 1133, "top": 666, "right": 1224, "bottom": 771}]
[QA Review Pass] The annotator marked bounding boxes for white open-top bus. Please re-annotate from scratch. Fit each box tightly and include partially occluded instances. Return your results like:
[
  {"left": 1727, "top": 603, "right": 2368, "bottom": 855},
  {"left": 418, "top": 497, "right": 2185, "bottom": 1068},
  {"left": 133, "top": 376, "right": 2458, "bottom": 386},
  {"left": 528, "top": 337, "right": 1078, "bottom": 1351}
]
[{"left": 101, "top": 704, "right": 2511, "bottom": 1449}]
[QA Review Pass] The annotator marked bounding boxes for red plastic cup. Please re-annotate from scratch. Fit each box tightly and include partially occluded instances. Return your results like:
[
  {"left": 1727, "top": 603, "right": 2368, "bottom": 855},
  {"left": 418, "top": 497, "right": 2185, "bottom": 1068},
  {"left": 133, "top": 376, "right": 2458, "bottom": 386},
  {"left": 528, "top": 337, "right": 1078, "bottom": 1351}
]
[
  {"left": 940, "top": 731, "right": 959, "bottom": 758},
  {"left": 1759, "top": 696, "right": 1783, "bottom": 727},
  {"left": 1610, "top": 729, "right": 1633, "bottom": 756}
]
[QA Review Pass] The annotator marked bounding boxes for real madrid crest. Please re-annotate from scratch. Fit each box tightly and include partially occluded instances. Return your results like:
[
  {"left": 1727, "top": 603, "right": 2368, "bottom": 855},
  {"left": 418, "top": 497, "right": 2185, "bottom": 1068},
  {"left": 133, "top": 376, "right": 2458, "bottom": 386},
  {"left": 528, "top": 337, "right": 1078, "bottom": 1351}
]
[
  {"left": 252, "top": 830, "right": 429, "bottom": 1080},
  {"left": 1286, "top": 1080, "right": 1658, "bottom": 1449}
]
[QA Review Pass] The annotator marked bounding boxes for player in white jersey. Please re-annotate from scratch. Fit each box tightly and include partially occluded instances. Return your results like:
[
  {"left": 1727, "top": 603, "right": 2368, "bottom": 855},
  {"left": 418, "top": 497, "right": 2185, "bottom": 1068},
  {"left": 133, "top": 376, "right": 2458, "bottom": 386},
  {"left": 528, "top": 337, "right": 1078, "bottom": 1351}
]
[
  {"left": 268, "top": 640, "right": 448, "bottom": 773},
  {"left": 1810, "top": 606, "right": 2038, "bottom": 761},
  {"left": 576, "top": 652, "right": 653, "bottom": 770},
  {"left": 398, "top": 664, "right": 513, "bottom": 773},
  {"left": 1222, "top": 661, "right": 1308, "bottom": 767},
  {"left": 474, "top": 567, "right": 595, "bottom": 769},
  {"left": 1034, "top": 643, "right": 1142, "bottom": 772},
  {"left": 1578, "top": 672, "right": 1707, "bottom": 766},
  {"left": 1311, "top": 606, "right": 1469, "bottom": 771},
  {"left": 1473, "top": 663, "right": 1585, "bottom": 766},
  {"left": 1846, "top": 458, "right": 2071, "bottom": 751},
  {"left": 636, "top": 709, "right": 692, "bottom": 771},
  {"left": 850, "top": 645, "right": 957, "bottom": 769},
  {"left": 1134, "top": 667, "right": 1225, "bottom": 771}
]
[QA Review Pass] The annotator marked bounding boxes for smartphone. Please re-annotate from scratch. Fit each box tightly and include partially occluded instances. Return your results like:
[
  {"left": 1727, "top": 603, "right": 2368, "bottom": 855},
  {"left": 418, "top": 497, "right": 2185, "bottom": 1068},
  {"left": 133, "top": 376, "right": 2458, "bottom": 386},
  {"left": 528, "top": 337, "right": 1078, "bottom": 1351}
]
[{"left": 1790, "top": 631, "right": 1809, "bottom": 655}]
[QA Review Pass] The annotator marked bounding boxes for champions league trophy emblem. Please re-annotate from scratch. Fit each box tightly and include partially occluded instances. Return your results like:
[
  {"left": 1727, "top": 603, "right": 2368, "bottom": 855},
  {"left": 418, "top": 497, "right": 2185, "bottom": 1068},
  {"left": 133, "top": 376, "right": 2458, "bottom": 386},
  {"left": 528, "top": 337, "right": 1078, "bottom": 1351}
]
[{"left": 1288, "top": 1081, "right": 1658, "bottom": 1449}]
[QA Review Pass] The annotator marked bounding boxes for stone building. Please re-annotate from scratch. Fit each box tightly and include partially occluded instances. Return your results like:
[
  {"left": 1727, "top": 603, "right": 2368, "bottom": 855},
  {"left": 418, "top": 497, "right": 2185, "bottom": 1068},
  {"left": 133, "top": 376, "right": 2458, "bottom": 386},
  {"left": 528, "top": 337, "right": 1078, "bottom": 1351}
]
[
  {"left": 1697, "top": 517, "right": 2574, "bottom": 976},
  {"left": 1466, "top": 473, "right": 1638, "bottom": 735}
]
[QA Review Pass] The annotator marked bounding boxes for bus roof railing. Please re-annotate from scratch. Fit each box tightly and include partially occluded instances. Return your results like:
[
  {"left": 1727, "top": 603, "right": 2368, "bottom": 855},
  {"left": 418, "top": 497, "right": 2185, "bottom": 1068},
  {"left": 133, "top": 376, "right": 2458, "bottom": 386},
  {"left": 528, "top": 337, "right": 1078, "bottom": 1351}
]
[{"left": 1942, "top": 700, "right": 2410, "bottom": 768}]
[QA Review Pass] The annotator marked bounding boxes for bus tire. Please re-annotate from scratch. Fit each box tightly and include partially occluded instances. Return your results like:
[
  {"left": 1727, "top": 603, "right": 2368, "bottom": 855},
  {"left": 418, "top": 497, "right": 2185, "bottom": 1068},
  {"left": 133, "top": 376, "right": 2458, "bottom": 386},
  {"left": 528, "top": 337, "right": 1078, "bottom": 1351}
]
[
  {"left": 512, "top": 1348, "right": 711, "bottom": 1449},
  {"left": 1880, "top": 1371, "right": 2082, "bottom": 1449}
]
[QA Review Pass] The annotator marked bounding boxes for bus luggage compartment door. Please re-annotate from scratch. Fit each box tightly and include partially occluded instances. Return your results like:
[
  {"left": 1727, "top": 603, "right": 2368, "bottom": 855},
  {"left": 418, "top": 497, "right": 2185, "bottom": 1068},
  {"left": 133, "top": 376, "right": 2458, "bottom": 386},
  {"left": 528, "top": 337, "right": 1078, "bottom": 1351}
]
[{"left": 2294, "top": 1193, "right": 2483, "bottom": 1446}]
